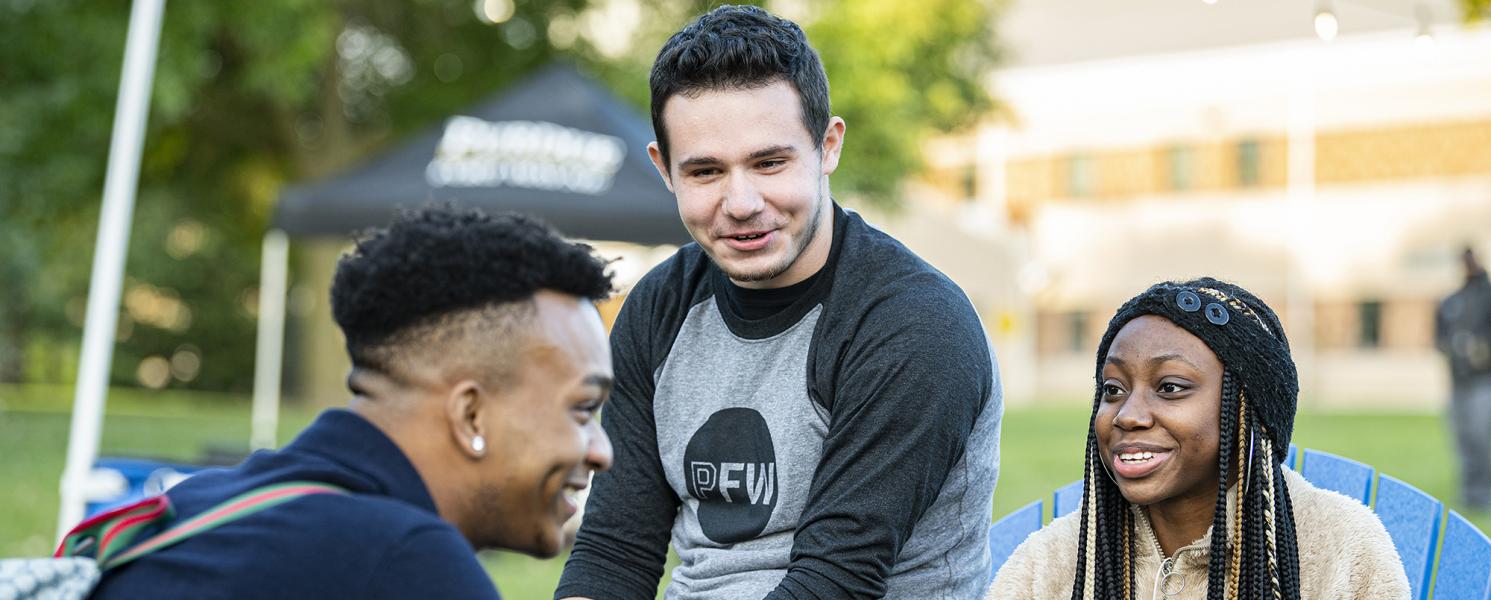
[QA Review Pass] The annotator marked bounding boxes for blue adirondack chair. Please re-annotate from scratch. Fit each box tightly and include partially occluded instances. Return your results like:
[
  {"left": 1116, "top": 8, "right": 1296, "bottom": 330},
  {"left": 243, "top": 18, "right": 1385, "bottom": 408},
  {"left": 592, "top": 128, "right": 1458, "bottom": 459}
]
[
  {"left": 1053, "top": 479, "right": 1084, "bottom": 518},
  {"left": 1298, "top": 448, "right": 1375, "bottom": 504},
  {"left": 1434, "top": 511, "right": 1491, "bottom": 600},
  {"left": 989, "top": 446, "right": 1491, "bottom": 599},
  {"left": 987, "top": 500, "right": 1042, "bottom": 576},
  {"left": 1375, "top": 475, "right": 1443, "bottom": 600}
]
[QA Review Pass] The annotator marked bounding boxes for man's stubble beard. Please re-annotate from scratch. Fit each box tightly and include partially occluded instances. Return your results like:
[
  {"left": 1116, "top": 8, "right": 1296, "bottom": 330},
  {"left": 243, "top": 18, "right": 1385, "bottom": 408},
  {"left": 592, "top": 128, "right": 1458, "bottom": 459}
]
[{"left": 716, "top": 185, "right": 827, "bottom": 284}]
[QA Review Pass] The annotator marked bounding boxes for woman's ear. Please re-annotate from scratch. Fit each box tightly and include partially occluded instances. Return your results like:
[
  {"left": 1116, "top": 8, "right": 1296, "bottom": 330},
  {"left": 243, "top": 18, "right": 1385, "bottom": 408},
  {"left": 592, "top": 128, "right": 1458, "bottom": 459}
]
[{"left": 445, "top": 379, "right": 487, "bottom": 459}]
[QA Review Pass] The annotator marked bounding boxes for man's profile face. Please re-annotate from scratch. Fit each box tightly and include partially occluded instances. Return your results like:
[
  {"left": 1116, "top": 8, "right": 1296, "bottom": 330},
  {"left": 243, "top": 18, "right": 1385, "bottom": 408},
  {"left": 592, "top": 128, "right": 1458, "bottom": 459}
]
[
  {"left": 476, "top": 291, "right": 613, "bottom": 556},
  {"left": 649, "top": 79, "right": 844, "bottom": 289}
]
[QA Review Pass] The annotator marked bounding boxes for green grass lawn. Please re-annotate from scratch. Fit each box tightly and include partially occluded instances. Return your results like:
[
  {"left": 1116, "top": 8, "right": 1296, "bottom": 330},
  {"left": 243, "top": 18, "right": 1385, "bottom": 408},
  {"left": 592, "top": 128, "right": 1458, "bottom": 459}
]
[{"left": 2, "top": 384, "right": 1484, "bottom": 598}]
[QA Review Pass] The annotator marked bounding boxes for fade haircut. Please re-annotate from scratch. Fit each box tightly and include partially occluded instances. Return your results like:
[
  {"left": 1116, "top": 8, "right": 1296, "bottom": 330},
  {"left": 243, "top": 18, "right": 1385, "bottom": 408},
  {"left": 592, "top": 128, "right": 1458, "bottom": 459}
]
[
  {"left": 649, "top": 4, "right": 830, "bottom": 169},
  {"left": 331, "top": 206, "right": 612, "bottom": 381}
]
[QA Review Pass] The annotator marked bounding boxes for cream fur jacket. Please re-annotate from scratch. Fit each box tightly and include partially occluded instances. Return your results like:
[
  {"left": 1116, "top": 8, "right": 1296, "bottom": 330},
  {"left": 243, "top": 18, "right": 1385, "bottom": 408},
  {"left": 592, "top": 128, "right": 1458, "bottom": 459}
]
[{"left": 986, "top": 468, "right": 1410, "bottom": 599}]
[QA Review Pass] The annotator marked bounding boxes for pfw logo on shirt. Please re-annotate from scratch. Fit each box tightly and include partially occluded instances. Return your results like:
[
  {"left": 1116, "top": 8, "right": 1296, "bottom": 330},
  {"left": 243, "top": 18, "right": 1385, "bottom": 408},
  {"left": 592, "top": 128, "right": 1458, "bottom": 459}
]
[{"left": 682, "top": 408, "right": 778, "bottom": 543}]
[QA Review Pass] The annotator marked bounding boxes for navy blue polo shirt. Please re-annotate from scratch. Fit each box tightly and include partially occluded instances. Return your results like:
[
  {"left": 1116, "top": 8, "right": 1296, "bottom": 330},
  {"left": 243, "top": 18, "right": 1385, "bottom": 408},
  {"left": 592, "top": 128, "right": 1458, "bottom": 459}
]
[{"left": 92, "top": 409, "right": 502, "bottom": 599}]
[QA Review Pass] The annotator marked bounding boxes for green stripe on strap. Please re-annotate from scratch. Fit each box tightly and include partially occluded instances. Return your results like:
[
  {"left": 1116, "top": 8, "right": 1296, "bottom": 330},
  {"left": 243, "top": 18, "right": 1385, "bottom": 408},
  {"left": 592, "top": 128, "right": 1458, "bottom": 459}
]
[{"left": 102, "top": 481, "right": 347, "bottom": 569}]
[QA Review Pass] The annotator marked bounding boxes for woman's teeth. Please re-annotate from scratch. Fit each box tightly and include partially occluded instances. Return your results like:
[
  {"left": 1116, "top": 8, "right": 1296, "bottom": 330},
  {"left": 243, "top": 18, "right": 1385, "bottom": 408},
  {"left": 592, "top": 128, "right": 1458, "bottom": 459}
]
[{"left": 1119, "top": 451, "right": 1155, "bottom": 463}]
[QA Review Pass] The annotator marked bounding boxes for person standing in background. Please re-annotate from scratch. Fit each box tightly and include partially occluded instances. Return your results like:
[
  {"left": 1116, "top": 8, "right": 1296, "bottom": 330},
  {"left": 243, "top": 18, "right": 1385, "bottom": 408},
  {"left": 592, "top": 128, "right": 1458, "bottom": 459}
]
[{"left": 1437, "top": 246, "right": 1491, "bottom": 511}]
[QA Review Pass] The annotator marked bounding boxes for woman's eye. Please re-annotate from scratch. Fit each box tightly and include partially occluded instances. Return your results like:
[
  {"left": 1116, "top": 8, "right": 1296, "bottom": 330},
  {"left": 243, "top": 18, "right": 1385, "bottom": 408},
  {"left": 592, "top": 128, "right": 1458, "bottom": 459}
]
[
  {"left": 1102, "top": 384, "right": 1124, "bottom": 398},
  {"left": 1158, "top": 382, "right": 1186, "bottom": 394}
]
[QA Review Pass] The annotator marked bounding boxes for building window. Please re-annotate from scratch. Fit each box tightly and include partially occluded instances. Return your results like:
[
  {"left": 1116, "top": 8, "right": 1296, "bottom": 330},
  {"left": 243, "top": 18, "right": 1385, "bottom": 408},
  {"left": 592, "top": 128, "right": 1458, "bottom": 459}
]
[
  {"left": 1068, "top": 311, "right": 1088, "bottom": 353},
  {"left": 1067, "top": 154, "right": 1094, "bottom": 198},
  {"left": 1237, "top": 139, "right": 1260, "bottom": 187},
  {"left": 1168, "top": 145, "right": 1193, "bottom": 191},
  {"left": 1358, "top": 300, "right": 1382, "bottom": 349}
]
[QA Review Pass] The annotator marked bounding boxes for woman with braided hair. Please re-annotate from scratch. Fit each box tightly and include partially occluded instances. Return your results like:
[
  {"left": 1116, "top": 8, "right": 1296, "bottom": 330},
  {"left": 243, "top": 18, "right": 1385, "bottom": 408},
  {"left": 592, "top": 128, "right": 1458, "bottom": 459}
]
[{"left": 988, "top": 278, "right": 1408, "bottom": 599}]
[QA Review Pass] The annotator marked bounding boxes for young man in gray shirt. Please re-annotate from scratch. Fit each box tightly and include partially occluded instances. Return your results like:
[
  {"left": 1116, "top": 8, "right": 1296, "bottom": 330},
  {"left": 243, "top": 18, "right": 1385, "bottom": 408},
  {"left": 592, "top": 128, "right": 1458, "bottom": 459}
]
[{"left": 557, "top": 6, "right": 1001, "bottom": 599}]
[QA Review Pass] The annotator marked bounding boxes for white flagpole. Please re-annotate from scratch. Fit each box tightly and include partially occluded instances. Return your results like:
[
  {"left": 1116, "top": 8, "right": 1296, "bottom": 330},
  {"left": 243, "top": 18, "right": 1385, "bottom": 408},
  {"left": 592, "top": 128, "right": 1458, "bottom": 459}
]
[
  {"left": 56, "top": 0, "right": 167, "bottom": 539},
  {"left": 250, "top": 229, "right": 289, "bottom": 450}
]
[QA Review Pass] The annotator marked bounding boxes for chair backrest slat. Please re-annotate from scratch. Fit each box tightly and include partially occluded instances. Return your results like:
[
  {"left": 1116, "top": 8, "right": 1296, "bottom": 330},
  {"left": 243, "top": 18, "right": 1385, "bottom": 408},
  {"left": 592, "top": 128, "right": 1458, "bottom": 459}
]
[
  {"left": 1285, "top": 444, "right": 1298, "bottom": 470},
  {"left": 988, "top": 500, "right": 1043, "bottom": 579},
  {"left": 1299, "top": 449, "right": 1375, "bottom": 505},
  {"left": 1053, "top": 479, "right": 1084, "bottom": 519},
  {"left": 1431, "top": 510, "right": 1491, "bottom": 600},
  {"left": 1373, "top": 475, "right": 1442, "bottom": 600}
]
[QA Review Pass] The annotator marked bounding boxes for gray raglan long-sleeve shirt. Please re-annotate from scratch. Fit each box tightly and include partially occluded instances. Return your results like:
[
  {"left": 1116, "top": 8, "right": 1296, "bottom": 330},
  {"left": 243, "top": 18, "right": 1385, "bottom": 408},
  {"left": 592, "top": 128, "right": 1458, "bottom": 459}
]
[{"left": 557, "top": 205, "right": 1001, "bottom": 600}]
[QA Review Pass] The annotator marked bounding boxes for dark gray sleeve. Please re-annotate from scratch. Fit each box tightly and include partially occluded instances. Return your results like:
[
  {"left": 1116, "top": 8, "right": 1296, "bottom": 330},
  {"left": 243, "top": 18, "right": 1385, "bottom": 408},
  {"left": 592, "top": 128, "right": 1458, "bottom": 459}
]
[
  {"left": 767, "top": 286, "right": 993, "bottom": 600},
  {"left": 555, "top": 285, "right": 679, "bottom": 600}
]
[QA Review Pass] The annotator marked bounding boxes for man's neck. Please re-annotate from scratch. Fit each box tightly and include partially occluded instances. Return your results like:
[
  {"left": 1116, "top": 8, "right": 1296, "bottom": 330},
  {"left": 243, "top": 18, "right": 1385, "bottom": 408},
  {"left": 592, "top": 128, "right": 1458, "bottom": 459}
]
[{"left": 347, "top": 386, "right": 476, "bottom": 547}]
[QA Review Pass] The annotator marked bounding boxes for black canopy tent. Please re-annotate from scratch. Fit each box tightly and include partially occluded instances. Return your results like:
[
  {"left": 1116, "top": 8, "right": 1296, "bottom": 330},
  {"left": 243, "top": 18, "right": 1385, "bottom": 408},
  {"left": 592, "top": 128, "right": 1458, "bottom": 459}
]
[
  {"left": 250, "top": 63, "right": 685, "bottom": 449},
  {"left": 272, "top": 63, "right": 685, "bottom": 244}
]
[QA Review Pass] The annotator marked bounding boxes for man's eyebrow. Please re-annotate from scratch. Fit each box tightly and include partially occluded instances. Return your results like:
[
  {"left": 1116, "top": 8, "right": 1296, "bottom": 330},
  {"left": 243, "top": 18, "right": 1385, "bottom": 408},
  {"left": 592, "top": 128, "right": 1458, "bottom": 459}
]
[
  {"left": 676, "top": 155, "right": 721, "bottom": 169},
  {"left": 747, "top": 145, "right": 796, "bottom": 161},
  {"left": 583, "top": 373, "right": 614, "bottom": 392},
  {"left": 677, "top": 146, "right": 797, "bottom": 169}
]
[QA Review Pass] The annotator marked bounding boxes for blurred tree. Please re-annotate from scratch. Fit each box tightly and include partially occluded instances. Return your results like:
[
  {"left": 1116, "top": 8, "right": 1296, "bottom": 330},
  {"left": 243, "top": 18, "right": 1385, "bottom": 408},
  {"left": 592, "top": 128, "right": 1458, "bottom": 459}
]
[
  {"left": 1467, "top": 0, "right": 1488, "bottom": 21},
  {"left": 0, "top": 0, "right": 584, "bottom": 391},
  {"left": 564, "top": 0, "right": 1003, "bottom": 206},
  {"left": 0, "top": 0, "right": 1001, "bottom": 393}
]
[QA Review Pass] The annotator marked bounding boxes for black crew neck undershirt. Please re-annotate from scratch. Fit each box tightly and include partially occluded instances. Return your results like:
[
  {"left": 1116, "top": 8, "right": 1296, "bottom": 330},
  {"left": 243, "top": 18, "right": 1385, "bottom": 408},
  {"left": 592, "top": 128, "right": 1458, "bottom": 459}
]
[{"left": 720, "top": 270, "right": 823, "bottom": 321}]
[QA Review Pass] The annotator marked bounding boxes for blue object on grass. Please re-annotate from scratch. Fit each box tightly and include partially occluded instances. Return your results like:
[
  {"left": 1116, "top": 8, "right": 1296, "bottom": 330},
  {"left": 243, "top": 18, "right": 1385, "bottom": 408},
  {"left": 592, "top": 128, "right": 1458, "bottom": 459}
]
[
  {"left": 988, "top": 500, "right": 1042, "bottom": 579},
  {"left": 1299, "top": 448, "right": 1375, "bottom": 505},
  {"left": 1053, "top": 479, "right": 1084, "bottom": 519},
  {"left": 1374, "top": 474, "right": 1443, "bottom": 600}
]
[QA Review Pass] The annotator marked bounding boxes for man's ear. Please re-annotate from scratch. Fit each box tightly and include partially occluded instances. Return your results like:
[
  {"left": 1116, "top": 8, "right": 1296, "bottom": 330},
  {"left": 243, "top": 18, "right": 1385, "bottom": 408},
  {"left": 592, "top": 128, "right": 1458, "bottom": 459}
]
[
  {"left": 819, "top": 116, "right": 846, "bottom": 176},
  {"left": 445, "top": 379, "right": 487, "bottom": 460},
  {"left": 647, "top": 141, "right": 674, "bottom": 193}
]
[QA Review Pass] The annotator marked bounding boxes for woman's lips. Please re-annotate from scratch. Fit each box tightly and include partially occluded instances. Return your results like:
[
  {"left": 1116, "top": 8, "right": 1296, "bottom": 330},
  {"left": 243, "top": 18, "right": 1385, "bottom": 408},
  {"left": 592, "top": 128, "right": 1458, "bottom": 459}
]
[{"left": 1111, "top": 449, "right": 1173, "bottom": 479}]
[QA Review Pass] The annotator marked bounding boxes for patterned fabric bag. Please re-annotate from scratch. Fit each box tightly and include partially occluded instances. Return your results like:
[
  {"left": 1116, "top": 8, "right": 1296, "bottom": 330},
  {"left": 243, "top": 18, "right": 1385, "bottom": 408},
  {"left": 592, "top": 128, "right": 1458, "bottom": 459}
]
[{"left": 0, "top": 481, "right": 345, "bottom": 600}]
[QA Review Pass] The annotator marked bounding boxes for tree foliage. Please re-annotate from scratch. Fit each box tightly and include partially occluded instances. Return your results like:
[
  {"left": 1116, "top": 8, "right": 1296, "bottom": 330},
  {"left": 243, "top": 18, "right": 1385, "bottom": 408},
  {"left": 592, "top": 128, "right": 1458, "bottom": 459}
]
[
  {"left": 0, "top": 0, "right": 1001, "bottom": 393},
  {"left": 1467, "top": 0, "right": 1489, "bottom": 21}
]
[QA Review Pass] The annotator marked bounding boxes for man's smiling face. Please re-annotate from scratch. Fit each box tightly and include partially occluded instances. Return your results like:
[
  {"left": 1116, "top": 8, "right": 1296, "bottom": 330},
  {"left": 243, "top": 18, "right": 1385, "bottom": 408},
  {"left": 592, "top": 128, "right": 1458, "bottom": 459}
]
[{"left": 649, "top": 79, "right": 844, "bottom": 289}]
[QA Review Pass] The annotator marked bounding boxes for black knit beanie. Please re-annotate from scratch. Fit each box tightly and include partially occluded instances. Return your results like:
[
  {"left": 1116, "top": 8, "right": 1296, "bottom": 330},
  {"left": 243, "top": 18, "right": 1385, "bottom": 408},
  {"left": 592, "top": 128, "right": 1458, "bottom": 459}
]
[{"left": 1092, "top": 277, "right": 1299, "bottom": 465}]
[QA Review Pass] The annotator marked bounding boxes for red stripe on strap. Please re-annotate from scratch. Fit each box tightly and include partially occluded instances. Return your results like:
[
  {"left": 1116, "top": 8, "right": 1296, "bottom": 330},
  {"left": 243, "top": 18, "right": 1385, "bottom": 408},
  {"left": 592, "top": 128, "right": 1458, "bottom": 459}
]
[
  {"left": 179, "top": 485, "right": 336, "bottom": 532},
  {"left": 96, "top": 499, "right": 173, "bottom": 557},
  {"left": 105, "top": 484, "right": 343, "bottom": 566}
]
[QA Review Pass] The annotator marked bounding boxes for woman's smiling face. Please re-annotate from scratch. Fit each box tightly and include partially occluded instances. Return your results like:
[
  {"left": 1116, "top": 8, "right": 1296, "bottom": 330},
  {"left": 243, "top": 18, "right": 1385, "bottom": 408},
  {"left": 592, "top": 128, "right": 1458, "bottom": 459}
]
[{"left": 1096, "top": 315, "right": 1225, "bottom": 510}]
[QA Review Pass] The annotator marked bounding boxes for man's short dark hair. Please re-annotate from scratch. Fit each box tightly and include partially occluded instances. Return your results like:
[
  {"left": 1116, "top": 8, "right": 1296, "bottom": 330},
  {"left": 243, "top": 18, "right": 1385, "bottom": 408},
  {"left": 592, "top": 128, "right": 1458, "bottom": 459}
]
[
  {"left": 649, "top": 4, "right": 830, "bottom": 168},
  {"left": 331, "top": 206, "right": 612, "bottom": 374}
]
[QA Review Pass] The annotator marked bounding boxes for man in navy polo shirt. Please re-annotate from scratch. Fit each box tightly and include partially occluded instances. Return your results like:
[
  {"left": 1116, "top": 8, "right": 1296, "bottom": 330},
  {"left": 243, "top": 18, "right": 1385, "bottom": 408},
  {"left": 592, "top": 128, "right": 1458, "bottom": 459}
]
[{"left": 94, "top": 206, "right": 616, "bottom": 598}]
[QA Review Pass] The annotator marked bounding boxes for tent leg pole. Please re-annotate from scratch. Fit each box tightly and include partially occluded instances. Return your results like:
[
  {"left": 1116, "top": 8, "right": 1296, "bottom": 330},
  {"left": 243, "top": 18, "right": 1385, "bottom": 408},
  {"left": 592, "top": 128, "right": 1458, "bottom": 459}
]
[
  {"left": 251, "top": 230, "right": 289, "bottom": 451},
  {"left": 57, "top": 0, "right": 166, "bottom": 541}
]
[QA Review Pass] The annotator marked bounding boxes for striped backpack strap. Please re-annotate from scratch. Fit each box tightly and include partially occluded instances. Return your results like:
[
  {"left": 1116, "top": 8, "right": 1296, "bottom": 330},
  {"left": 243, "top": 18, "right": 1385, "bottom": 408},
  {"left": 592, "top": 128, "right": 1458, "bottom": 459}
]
[{"left": 57, "top": 481, "right": 347, "bottom": 570}]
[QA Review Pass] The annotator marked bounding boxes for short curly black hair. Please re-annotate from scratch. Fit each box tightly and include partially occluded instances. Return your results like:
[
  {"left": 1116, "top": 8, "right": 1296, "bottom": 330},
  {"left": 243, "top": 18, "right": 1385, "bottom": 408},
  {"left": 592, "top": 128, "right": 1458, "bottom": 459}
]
[{"left": 330, "top": 206, "right": 612, "bottom": 374}]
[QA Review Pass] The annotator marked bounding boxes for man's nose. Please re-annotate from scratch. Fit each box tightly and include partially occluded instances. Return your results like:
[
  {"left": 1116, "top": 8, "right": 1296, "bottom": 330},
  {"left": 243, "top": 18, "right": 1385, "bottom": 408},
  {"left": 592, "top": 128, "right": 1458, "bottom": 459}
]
[
  {"left": 722, "top": 172, "right": 765, "bottom": 221},
  {"left": 587, "top": 423, "right": 614, "bottom": 473}
]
